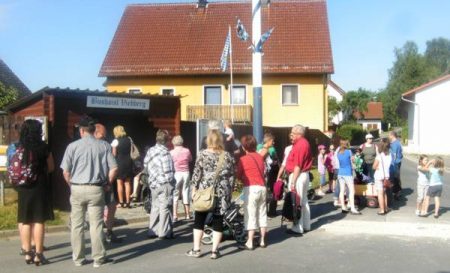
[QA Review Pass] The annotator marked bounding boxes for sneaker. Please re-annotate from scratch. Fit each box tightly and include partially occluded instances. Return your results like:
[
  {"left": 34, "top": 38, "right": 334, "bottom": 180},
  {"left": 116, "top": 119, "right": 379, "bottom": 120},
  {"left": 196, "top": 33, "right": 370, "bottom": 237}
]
[
  {"left": 74, "top": 259, "right": 88, "bottom": 267},
  {"left": 317, "top": 190, "right": 325, "bottom": 196},
  {"left": 93, "top": 258, "right": 114, "bottom": 268},
  {"left": 415, "top": 210, "right": 420, "bottom": 216},
  {"left": 185, "top": 249, "right": 201, "bottom": 258},
  {"left": 333, "top": 200, "right": 340, "bottom": 207}
]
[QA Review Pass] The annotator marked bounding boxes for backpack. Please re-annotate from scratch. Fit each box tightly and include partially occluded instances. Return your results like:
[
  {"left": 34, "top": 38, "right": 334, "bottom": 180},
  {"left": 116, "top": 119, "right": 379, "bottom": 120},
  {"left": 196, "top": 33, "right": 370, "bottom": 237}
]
[
  {"left": 281, "top": 190, "right": 301, "bottom": 225},
  {"left": 7, "top": 146, "right": 38, "bottom": 187},
  {"left": 6, "top": 143, "right": 17, "bottom": 166}
]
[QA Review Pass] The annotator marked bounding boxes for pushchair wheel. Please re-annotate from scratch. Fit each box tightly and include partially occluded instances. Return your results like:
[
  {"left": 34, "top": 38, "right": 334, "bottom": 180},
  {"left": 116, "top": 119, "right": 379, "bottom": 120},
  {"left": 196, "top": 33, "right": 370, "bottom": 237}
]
[
  {"left": 201, "top": 227, "right": 213, "bottom": 245},
  {"left": 233, "top": 224, "right": 247, "bottom": 244}
]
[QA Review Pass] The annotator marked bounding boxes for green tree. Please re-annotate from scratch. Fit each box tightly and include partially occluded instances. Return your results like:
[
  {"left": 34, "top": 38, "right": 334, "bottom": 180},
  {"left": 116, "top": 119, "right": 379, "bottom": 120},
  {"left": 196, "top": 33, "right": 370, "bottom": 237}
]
[
  {"left": 340, "top": 88, "right": 374, "bottom": 122},
  {"left": 328, "top": 96, "right": 341, "bottom": 123},
  {"left": 425, "top": 37, "right": 450, "bottom": 74},
  {"left": 0, "top": 81, "right": 19, "bottom": 110},
  {"left": 381, "top": 41, "right": 439, "bottom": 126}
]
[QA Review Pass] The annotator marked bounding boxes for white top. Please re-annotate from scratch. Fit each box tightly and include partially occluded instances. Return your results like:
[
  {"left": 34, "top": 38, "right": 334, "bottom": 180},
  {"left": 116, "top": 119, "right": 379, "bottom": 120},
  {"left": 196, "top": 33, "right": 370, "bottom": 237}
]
[
  {"left": 417, "top": 166, "right": 429, "bottom": 186},
  {"left": 111, "top": 139, "right": 119, "bottom": 147},
  {"left": 374, "top": 153, "right": 392, "bottom": 180},
  {"left": 224, "top": 127, "right": 234, "bottom": 138},
  {"left": 281, "top": 145, "right": 293, "bottom": 167}
]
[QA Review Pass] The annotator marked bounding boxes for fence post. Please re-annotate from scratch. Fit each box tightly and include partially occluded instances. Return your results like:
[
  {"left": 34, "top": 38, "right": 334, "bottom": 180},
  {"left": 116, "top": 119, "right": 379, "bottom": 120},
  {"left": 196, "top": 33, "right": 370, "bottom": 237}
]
[{"left": 0, "top": 178, "right": 4, "bottom": 206}]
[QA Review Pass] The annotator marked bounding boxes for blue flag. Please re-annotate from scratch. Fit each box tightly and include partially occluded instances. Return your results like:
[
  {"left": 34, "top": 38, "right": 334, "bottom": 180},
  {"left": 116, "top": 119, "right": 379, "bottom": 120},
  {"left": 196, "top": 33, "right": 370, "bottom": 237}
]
[{"left": 220, "top": 29, "right": 231, "bottom": 72}]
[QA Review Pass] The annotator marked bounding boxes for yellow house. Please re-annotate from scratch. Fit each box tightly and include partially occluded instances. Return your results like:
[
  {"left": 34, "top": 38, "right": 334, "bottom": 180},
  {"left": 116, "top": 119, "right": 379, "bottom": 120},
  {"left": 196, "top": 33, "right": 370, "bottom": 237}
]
[{"left": 100, "top": 0, "right": 334, "bottom": 131}]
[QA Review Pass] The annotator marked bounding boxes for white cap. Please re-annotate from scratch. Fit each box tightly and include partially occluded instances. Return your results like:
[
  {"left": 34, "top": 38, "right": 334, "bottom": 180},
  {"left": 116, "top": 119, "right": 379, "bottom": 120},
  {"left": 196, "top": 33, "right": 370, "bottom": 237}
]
[{"left": 365, "top": 133, "right": 374, "bottom": 139}]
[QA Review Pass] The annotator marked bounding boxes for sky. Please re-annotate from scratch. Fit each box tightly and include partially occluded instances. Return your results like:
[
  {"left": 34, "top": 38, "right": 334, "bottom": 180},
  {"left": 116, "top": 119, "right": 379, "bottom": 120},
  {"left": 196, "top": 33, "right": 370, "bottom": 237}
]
[{"left": 0, "top": 0, "right": 449, "bottom": 93}]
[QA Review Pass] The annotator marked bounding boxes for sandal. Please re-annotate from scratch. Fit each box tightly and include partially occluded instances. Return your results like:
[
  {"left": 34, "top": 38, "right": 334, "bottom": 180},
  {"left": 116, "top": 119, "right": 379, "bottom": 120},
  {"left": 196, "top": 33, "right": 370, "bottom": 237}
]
[
  {"left": 377, "top": 211, "right": 386, "bottom": 215},
  {"left": 34, "top": 252, "right": 49, "bottom": 266},
  {"left": 25, "top": 251, "right": 34, "bottom": 265},
  {"left": 210, "top": 250, "right": 221, "bottom": 259},
  {"left": 238, "top": 244, "right": 254, "bottom": 251},
  {"left": 185, "top": 249, "right": 201, "bottom": 258}
]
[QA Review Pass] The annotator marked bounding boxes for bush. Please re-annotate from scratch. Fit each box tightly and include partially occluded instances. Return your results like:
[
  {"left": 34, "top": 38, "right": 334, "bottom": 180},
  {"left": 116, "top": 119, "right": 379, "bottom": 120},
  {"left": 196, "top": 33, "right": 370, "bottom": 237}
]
[{"left": 337, "top": 123, "right": 366, "bottom": 145}]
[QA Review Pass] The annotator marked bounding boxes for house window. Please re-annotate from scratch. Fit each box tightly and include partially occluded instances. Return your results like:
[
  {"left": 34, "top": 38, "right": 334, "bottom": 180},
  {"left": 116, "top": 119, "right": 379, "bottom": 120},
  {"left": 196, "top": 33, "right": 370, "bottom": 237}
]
[
  {"left": 204, "top": 86, "right": 222, "bottom": 105},
  {"left": 128, "top": 88, "right": 142, "bottom": 94},
  {"left": 230, "top": 85, "right": 246, "bottom": 105},
  {"left": 161, "top": 88, "right": 175, "bottom": 96},
  {"left": 282, "top": 85, "right": 299, "bottom": 105}
]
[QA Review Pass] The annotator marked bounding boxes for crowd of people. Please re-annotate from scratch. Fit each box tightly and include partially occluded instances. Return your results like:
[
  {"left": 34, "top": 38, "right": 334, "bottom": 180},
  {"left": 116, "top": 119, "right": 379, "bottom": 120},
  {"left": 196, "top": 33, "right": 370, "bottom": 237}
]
[{"left": 7, "top": 117, "right": 445, "bottom": 267}]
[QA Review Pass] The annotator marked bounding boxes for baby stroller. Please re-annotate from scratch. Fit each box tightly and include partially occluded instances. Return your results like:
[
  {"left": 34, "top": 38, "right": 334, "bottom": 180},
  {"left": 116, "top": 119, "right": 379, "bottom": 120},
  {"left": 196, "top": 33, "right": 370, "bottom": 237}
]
[
  {"left": 140, "top": 172, "right": 152, "bottom": 214},
  {"left": 201, "top": 194, "right": 247, "bottom": 245}
]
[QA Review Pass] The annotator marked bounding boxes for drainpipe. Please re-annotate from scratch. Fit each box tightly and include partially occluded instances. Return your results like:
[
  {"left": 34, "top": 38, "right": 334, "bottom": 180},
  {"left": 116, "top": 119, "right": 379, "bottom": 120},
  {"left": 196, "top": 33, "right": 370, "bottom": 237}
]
[{"left": 401, "top": 96, "right": 420, "bottom": 153}]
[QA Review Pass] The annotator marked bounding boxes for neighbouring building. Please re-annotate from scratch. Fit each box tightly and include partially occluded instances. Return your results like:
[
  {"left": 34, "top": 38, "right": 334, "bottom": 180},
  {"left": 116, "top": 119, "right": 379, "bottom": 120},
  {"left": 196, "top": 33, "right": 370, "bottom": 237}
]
[
  {"left": 0, "top": 58, "right": 31, "bottom": 98},
  {"left": 99, "top": 0, "right": 334, "bottom": 131},
  {"left": 402, "top": 74, "right": 450, "bottom": 155},
  {"left": 0, "top": 58, "right": 32, "bottom": 144},
  {"left": 354, "top": 102, "right": 383, "bottom": 133},
  {"left": 327, "top": 80, "right": 345, "bottom": 125}
]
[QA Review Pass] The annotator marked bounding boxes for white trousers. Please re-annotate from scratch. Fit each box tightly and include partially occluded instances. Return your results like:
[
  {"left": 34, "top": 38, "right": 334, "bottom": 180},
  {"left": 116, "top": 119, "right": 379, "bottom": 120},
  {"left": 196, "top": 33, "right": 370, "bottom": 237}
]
[{"left": 288, "top": 172, "right": 311, "bottom": 233}]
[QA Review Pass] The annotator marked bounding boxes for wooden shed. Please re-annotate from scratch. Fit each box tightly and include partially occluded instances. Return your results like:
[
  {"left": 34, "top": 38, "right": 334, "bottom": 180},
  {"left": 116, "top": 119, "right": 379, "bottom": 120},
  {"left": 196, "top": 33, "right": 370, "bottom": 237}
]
[{"left": 6, "top": 87, "right": 181, "bottom": 209}]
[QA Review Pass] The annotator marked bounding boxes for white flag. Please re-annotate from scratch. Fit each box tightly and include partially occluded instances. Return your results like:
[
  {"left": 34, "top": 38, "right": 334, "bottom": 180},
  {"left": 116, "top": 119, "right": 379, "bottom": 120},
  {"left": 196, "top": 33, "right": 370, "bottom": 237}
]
[{"left": 220, "top": 29, "right": 231, "bottom": 72}]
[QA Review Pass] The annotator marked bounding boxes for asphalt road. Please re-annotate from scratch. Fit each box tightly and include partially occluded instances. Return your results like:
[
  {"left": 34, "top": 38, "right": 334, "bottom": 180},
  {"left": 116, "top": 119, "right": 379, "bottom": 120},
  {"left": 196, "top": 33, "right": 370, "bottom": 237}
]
[{"left": 0, "top": 221, "right": 449, "bottom": 273}]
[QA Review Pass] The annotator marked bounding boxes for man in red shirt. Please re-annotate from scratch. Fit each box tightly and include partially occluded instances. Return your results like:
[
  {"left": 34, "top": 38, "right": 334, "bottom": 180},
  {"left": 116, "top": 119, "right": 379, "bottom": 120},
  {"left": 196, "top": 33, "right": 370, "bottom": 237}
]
[{"left": 285, "top": 124, "right": 312, "bottom": 235}]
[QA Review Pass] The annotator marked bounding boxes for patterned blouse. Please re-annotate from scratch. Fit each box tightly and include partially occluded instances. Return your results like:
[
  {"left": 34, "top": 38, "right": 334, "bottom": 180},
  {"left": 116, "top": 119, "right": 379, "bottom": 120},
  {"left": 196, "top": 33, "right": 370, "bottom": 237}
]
[{"left": 191, "top": 149, "right": 235, "bottom": 215}]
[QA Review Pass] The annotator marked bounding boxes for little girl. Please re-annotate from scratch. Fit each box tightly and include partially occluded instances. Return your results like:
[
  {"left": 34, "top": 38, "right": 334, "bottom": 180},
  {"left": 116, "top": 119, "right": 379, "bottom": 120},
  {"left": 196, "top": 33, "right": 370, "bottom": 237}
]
[
  {"left": 416, "top": 155, "right": 430, "bottom": 216},
  {"left": 421, "top": 157, "right": 444, "bottom": 218},
  {"left": 325, "top": 145, "right": 335, "bottom": 193},
  {"left": 317, "top": 145, "right": 327, "bottom": 196},
  {"left": 223, "top": 120, "right": 234, "bottom": 142}
]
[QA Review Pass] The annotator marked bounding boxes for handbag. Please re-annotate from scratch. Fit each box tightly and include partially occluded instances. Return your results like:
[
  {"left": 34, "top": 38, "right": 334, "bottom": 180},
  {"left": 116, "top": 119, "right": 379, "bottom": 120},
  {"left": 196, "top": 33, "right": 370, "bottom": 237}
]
[
  {"left": 192, "top": 152, "right": 225, "bottom": 212},
  {"left": 129, "top": 137, "right": 140, "bottom": 160},
  {"left": 380, "top": 154, "right": 392, "bottom": 189}
]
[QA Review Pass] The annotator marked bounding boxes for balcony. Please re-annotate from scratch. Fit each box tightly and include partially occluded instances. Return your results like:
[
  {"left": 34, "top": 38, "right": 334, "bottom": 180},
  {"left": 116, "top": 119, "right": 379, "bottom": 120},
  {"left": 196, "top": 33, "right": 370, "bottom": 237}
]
[{"left": 186, "top": 105, "right": 252, "bottom": 123}]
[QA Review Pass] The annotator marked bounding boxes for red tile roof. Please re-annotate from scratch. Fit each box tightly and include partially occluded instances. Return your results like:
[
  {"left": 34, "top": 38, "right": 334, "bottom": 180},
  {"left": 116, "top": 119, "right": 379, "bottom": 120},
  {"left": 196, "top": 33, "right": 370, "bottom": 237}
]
[
  {"left": 354, "top": 102, "right": 383, "bottom": 120},
  {"left": 99, "top": 0, "right": 333, "bottom": 77},
  {"left": 402, "top": 74, "right": 450, "bottom": 98}
]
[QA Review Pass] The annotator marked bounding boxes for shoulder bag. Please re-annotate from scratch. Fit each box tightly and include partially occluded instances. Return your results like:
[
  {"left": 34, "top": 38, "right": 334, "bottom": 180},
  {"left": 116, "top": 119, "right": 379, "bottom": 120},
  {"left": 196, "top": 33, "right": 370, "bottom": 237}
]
[
  {"left": 129, "top": 137, "right": 140, "bottom": 160},
  {"left": 192, "top": 152, "right": 225, "bottom": 212},
  {"left": 380, "top": 154, "right": 392, "bottom": 189}
]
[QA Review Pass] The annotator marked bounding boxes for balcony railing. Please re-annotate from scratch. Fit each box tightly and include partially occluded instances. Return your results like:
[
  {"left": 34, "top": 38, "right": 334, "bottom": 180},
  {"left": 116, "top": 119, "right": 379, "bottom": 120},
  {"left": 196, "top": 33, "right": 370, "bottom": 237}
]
[{"left": 186, "top": 105, "right": 252, "bottom": 123}]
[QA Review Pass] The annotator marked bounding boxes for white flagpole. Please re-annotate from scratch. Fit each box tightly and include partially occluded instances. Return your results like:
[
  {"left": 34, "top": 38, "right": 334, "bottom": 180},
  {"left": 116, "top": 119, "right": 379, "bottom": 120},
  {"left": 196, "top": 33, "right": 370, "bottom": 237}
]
[{"left": 229, "top": 25, "right": 234, "bottom": 124}]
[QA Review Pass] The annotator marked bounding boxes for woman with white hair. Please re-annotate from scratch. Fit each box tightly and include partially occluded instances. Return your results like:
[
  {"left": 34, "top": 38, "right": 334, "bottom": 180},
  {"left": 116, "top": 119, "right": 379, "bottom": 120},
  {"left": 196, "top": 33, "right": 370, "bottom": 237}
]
[{"left": 170, "top": 135, "right": 193, "bottom": 221}]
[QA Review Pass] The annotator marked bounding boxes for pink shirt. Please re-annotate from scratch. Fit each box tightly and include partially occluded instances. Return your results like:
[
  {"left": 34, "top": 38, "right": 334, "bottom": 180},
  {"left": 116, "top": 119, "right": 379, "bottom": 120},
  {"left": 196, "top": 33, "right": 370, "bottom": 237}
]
[{"left": 170, "top": 146, "right": 192, "bottom": 172}]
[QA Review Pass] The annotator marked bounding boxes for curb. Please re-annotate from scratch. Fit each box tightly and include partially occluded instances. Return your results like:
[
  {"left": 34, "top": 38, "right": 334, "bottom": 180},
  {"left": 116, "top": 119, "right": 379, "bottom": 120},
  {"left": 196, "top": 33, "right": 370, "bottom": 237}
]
[
  {"left": 0, "top": 216, "right": 149, "bottom": 239},
  {"left": 320, "top": 219, "right": 450, "bottom": 239}
]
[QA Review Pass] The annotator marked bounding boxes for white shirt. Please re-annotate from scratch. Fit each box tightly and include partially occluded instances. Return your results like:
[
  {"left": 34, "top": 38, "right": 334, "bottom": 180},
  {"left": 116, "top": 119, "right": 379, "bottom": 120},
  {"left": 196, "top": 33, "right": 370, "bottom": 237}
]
[
  {"left": 374, "top": 153, "right": 392, "bottom": 180},
  {"left": 417, "top": 166, "right": 429, "bottom": 186},
  {"left": 281, "top": 145, "right": 293, "bottom": 167}
]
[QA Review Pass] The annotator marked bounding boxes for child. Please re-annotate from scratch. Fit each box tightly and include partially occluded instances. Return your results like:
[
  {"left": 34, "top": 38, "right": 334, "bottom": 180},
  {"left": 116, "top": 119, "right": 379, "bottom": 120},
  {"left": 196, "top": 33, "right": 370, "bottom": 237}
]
[
  {"left": 354, "top": 148, "right": 364, "bottom": 182},
  {"left": 317, "top": 145, "right": 327, "bottom": 196},
  {"left": 325, "top": 144, "right": 335, "bottom": 193},
  {"left": 421, "top": 157, "right": 444, "bottom": 218},
  {"left": 416, "top": 155, "right": 430, "bottom": 216},
  {"left": 223, "top": 119, "right": 234, "bottom": 142}
]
